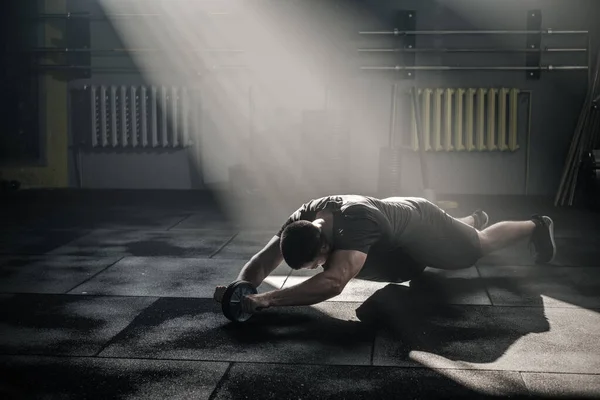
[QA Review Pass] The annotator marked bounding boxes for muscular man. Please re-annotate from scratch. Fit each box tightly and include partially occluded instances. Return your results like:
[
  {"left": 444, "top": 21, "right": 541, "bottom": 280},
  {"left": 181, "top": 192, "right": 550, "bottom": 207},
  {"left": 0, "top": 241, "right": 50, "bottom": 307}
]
[{"left": 214, "top": 195, "right": 555, "bottom": 313}]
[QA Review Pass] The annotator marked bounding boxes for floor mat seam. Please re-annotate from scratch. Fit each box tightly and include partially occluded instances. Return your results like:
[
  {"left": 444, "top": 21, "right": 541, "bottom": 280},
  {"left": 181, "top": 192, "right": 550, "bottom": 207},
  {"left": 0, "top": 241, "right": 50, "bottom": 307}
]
[
  {"left": 475, "top": 264, "right": 495, "bottom": 306},
  {"left": 208, "top": 362, "right": 234, "bottom": 400},
  {"left": 91, "top": 296, "right": 162, "bottom": 357},
  {"left": 209, "top": 232, "right": 240, "bottom": 258},
  {"left": 63, "top": 256, "right": 125, "bottom": 294},
  {"left": 166, "top": 214, "right": 194, "bottom": 231}
]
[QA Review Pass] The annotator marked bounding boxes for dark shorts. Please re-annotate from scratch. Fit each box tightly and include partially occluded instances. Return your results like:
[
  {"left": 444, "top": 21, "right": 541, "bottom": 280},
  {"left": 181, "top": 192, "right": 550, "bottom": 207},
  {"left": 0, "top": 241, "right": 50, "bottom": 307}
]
[
  {"left": 357, "top": 197, "right": 482, "bottom": 282},
  {"left": 395, "top": 197, "right": 482, "bottom": 270}
]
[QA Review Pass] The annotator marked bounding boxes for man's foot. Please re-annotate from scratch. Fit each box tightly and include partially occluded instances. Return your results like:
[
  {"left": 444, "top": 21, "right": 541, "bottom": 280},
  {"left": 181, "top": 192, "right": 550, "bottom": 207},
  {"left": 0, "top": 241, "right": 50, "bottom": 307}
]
[
  {"left": 472, "top": 209, "right": 489, "bottom": 230},
  {"left": 530, "top": 215, "right": 556, "bottom": 264}
]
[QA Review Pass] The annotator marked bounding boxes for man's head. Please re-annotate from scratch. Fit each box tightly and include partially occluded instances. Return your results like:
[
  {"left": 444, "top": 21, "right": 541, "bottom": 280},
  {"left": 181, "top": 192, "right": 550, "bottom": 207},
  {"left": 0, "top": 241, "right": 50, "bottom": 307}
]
[{"left": 280, "top": 220, "right": 331, "bottom": 270}]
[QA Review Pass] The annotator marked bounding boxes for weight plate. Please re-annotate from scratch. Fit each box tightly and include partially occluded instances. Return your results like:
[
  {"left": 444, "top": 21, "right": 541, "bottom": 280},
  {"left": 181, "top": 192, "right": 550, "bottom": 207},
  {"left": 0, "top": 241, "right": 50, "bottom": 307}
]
[{"left": 222, "top": 280, "right": 257, "bottom": 322}]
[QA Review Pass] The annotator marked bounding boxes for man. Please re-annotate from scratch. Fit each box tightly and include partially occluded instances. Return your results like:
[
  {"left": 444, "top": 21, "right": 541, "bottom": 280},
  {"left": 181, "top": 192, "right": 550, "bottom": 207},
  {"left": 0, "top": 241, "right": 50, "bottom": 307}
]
[{"left": 214, "top": 195, "right": 555, "bottom": 313}]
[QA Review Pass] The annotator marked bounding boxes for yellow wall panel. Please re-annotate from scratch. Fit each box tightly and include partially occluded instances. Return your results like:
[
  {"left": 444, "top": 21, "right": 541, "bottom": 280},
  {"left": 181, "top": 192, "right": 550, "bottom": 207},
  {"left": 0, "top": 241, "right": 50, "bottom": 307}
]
[{"left": 0, "top": 0, "right": 68, "bottom": 188}]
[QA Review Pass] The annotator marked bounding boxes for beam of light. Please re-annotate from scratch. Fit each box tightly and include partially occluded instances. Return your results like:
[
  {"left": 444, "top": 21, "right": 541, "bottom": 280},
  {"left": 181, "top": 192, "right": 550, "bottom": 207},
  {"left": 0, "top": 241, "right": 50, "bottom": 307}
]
[
  {"left": 410, "top": 354, "right": 528, "bottom": 396},
  {"left": 86, "top": 4, "right": 597, "bottom": 396},
  {"left": 100, "top": 0, "right": 598, "bottom": 372},
  {"left": 98, "top": 0, "right": 390, "bottom": 227}
]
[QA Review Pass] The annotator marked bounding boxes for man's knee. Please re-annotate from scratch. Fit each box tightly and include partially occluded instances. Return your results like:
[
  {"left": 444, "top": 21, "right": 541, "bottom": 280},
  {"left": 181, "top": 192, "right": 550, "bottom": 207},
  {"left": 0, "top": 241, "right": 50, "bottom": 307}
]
[{"left": 476, "top": 230, "right": 491, "bottom": 256}]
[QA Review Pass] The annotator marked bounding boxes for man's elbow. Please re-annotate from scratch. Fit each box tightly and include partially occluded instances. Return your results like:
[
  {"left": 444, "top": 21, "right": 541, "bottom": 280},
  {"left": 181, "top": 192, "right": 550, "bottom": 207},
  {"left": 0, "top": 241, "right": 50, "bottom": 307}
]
[{"left": 328, "top": 280, "right": 345, "bottom": 297}]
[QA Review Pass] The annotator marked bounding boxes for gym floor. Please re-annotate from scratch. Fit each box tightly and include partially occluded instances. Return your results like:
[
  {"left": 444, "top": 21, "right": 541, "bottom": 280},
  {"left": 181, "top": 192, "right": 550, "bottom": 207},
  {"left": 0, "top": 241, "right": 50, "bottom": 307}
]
[{"left": 1, "top": 190, "right": 599, "bottom": 399}]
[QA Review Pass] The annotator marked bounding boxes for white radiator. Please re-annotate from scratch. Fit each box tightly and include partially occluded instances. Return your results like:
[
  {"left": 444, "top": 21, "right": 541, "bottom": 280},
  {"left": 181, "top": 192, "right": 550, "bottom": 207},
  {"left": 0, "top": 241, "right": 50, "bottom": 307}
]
[
  {"left": 89, "top": 85, "right": 196, "bottom": 149},
  {"left": 409, "top": 87, "right": 522, "bottom": 152}
]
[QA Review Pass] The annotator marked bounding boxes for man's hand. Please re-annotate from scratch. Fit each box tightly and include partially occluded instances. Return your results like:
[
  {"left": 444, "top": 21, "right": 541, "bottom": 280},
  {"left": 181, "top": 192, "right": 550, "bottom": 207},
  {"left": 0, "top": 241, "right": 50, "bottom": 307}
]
[
  {"left": 242, "top": 293, "right": 270, "bottom": 314},
  {"left": 213, "top": 286, "right": 227, "bottom": 303}
]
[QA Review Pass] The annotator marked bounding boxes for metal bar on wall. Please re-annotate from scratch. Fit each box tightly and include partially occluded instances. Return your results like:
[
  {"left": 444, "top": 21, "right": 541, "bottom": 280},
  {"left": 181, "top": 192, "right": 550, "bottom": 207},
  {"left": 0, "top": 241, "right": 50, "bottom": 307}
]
[
  {"left": 361, "top": 65, "right": 588, "bottom": 71},
  {"left": 526, "top": 10, "right": 542, "bottom": 79},
  {"left": 24, "top": 47, "right": 245, "bottom": 53},
  {"left": 27, "top": 12, "right": 234, "bottom": 20},
  {"left": 359, "top": 29, "right": 588, "bottom": 35},
  {"left": 32, "top": 65, "right": 248, "bottom": 74},
  {"left": 27, "top": 12, "right": 91, "bottom": 19},
  {"left": 65, "top": 12, "right": 90, "bottom": 79},
  {"left": 358, "top": 47, "right": 587, "bottom": 53},
  {"left": 397, "top": 9, "right": 416, "bottom": 79}
]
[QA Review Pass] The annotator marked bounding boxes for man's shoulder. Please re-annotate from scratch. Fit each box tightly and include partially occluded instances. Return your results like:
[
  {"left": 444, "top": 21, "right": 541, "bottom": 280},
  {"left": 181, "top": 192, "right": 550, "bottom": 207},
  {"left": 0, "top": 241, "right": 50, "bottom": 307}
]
[
  {"left": 339, "top": 195, "right": 381, "bottom": 212},
  {"left": 300, "top": 194, "right": 383, "bottom": 218},
  {"left": 303, "top": 195, "right": 345, "bottom": 210}
]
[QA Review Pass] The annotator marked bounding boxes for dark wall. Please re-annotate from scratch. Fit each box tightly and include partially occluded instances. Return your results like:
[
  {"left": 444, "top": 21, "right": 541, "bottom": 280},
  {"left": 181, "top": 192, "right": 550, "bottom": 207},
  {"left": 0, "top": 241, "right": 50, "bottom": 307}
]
[
  {"left": 60, "top": 0, "right": 599, "bottom": 195},
  {"left": 0, "top": 1, "right": 42, "bottom": 166},
  {"left": 335, "top": 0, "right": 599, "bottom": 196}
]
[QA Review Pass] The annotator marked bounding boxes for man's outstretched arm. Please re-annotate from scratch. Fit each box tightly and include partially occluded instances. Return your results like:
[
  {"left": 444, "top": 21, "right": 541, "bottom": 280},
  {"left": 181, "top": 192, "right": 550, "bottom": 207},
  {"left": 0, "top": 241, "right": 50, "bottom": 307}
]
[
  {"left": 235, "top": 235, "right": 283, "bottom": 288},
  {"left": 214, "top": 235, "right": 284, "bottom": 303},
  {"left": 252, "top": 249, "right": 367, "bottom": 308}
]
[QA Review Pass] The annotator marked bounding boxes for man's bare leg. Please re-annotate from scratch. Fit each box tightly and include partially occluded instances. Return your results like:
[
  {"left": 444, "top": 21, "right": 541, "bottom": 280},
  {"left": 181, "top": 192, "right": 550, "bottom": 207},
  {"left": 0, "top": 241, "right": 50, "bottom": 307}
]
[
  {"left": 477, "top": 215, "right": 556, "bottom": 263},
  {"left": 478, "top": 221, "right": 535, "bottom": 254}
]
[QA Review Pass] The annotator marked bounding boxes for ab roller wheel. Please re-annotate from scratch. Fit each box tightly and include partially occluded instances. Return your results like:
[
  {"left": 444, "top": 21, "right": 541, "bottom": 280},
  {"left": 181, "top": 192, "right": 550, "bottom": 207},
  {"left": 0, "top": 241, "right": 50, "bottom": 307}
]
[{"left": 221, "top": 280, "right": 258, "bottom": 323}]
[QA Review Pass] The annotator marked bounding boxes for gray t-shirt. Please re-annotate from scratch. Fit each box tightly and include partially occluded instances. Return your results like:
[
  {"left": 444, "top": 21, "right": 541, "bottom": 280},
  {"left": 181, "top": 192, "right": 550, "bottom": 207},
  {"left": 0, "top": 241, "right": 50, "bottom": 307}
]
[{"left": 276, "top": 195, "right": 418, "bottom": 254}]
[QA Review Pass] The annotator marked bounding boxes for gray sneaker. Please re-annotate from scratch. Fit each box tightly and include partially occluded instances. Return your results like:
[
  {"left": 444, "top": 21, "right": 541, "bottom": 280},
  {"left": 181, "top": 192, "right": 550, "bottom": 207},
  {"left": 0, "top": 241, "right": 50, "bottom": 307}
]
[
  {"left": 472, "top": 209, "right": 489, "bottom": 230},
  {"left": 530, "top": 215, "right": 557, "bottom": 264}
]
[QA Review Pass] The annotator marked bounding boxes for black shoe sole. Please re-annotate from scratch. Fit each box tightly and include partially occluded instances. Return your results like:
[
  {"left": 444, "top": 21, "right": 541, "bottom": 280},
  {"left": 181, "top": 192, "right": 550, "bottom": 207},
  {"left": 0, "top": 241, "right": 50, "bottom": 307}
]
[
  {"left": 543, "top": 216, "right": 556, "bottom": 263},
  {"left": 536, "top": 216, "right": 556, "bottom": 264}
]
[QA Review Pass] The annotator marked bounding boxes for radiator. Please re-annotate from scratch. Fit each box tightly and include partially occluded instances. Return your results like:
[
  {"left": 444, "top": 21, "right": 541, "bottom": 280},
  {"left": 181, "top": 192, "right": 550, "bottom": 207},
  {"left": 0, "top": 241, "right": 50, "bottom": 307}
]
[
  {"left": 88, "top": 85, "right": 196, "bottom": 149},
  {"left": 409, "top": 88, "right": 521, "bottom": 152}
]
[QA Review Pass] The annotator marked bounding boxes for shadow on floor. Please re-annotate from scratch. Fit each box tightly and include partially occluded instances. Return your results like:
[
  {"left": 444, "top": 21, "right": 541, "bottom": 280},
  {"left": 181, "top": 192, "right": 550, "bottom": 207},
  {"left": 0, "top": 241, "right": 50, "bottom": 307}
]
[{"left": 355, "top": 274, "right": 550, "bottom": 364}]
